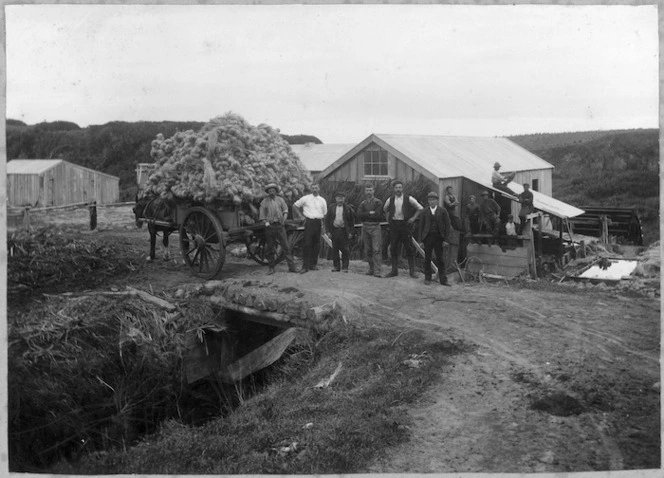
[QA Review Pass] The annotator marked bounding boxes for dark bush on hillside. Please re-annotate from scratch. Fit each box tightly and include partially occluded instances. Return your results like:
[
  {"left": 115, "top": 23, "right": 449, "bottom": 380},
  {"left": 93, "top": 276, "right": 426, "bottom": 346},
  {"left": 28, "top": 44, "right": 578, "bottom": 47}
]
[
  {"left": 7, "top": 118, "right": 28, "bottom": 127},
  {"left": 33, "top": 121, "right": 81, "bottom": 131}
]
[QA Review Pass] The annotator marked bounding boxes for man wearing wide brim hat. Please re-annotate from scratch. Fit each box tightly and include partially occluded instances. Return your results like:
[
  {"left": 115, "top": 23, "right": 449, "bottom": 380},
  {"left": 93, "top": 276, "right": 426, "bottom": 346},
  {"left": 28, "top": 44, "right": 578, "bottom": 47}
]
[
  {"left": 491, "top": 162, "right": 516, "bottom": 194},
  {"left": 324, "top": 190, "right": 356, "bottom": 272},
  {"left": 418, "top": 191, "right": 451, "bottom": 286},
  {"left": 259, "top": 183, "right": 297, "bottom": 274}
]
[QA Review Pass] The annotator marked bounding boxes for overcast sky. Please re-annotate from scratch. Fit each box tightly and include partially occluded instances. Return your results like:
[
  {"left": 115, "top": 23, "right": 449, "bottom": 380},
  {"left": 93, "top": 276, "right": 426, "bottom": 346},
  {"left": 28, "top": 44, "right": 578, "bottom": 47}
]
[{"left": 5, "top": 4, "right": 658, "bottom": 143}]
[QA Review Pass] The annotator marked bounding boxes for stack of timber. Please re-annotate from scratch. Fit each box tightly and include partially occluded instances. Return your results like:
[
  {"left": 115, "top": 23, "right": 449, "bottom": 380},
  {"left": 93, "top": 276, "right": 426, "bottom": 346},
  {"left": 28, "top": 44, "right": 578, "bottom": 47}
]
[{"left": 568, "top": 207, "right": 643, "bottom": 245}]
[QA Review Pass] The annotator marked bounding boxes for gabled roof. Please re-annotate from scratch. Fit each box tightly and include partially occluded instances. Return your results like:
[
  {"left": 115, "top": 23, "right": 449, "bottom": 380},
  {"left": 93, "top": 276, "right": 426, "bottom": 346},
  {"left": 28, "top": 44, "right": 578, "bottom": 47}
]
[
  {"left": 320, "top": 134, "right": 554, "bottom": 182},
  {"left": 6, "top": 159, "right": 120, "bottom": 180},
  {"left": 319, "top": 133, "right": 581, "bottom": 218},
  {"left": 7, "top": 159, "right": 63, "bottom": 174},
  {"left": 290, "top": 143, "right": 356, "bottom": 172}
]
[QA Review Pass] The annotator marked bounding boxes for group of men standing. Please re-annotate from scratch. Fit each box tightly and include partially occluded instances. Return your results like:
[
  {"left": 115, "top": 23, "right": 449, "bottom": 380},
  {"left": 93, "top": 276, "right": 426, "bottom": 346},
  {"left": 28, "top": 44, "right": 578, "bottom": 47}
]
[{"left": 258, "top": 180, "right": 452, "bottom": 286}]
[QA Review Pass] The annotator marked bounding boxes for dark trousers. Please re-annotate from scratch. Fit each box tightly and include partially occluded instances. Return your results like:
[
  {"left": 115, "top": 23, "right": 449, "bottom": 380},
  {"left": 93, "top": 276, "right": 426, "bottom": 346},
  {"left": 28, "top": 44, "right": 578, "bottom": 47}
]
[
  {"left": 266, "top": 224, "right": 295, "bottom": 269},
  {"left": 389, "top": 220, "right": 414, "bottom": 270},
  {"left": 423, "top": 234, "right": 445, "bottom": 282},
  {"left": 330, "top": 228, "right": 350, "bottom": 270},
  {"left": 302, "top": 218, "right": 322, "bottom": 269},
  {"left": 468, "top": 216, "right": 480, "bottom": 234}
]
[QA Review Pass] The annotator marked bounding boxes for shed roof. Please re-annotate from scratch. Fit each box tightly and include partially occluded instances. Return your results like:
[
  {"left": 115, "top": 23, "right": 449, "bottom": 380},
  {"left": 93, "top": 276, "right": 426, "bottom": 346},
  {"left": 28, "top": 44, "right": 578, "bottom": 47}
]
[
  {"left": 7, "top": 159, "right": 63, "bottom": 174},
  {"left": 374, "top": 134, "right": 554, "bottom": 179},
  {"left": 7, "top": 159, "right": 120, "bottom": 181},
  {"left": 491, "top": 182, "right": 585, "bottom": 219},
  {"left": 290, "top": 143, "right": 356, "bottom": 172},
  {"left": 319, "top": 133, "right": 580, "bottom": 219}
]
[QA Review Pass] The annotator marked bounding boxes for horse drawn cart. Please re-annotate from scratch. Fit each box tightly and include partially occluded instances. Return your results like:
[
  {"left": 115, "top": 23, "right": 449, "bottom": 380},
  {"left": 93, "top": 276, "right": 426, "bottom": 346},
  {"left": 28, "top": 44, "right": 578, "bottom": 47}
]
[{"left": 135, "top": 197, "right": 304, "bottom": 279}]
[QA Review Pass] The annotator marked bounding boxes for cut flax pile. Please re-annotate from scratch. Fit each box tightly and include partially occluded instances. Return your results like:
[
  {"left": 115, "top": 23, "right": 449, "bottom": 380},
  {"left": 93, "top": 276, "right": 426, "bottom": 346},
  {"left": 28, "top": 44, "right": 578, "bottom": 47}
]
[
  {"left": 7, "top": 227, "right": 137, "bottom": 304},
  {"left": 8, "top": 294, "right": 217, "bottom": 471},
  {"left": 143, "top": 113, "right": 313, "bottom": 203}
]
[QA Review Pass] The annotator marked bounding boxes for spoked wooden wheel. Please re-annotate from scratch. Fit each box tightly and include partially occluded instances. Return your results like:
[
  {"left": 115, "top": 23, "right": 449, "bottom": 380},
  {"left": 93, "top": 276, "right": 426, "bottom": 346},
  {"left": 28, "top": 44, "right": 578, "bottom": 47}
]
[
  {"left": 245, "top": 227, "right": 304, "bottom": 265},
  {"left": 245, "top": 232, "right": 270, "bottom": 265},
  {"left": 179, "top": 207, "right": 226, "bottom": 279}
]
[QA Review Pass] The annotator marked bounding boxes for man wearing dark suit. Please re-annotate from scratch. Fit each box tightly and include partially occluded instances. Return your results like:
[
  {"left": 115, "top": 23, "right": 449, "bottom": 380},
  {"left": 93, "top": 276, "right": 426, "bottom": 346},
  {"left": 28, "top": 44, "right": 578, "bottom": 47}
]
[
  {"left": 324, "top": 191, "right": 355, "bottom": 272},
  {"left": 418, "top": 191, "right": 452, "bottom": 286}
]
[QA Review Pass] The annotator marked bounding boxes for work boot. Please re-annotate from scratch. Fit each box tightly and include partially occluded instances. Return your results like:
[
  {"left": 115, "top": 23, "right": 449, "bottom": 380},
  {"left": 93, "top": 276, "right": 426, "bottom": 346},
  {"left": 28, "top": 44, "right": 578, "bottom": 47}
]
[
  {"left": 424, "top": 277, "right": 432, "bottom": 285},
  {"left": 408, "top": 257, "right": 418, "bottom": 278},
  {"left": 267, "top": 266, "right": 275, "bottom": 275},
  {"left": 386, "top": 256, "right": 399, "bottom": 277}
]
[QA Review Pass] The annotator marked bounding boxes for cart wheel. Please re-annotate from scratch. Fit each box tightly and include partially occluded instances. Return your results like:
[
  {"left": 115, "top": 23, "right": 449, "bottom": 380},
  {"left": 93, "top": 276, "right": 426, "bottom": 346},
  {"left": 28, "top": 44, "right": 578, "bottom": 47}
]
[
  {"left": 245, "top": 232, "right": 270, "bottom": 265},
  {"left": 179, "top": 207, "right": 226, "bottom": 279},
  {"left": 246, "top": 228, "right": 305, "bottom": 265}
]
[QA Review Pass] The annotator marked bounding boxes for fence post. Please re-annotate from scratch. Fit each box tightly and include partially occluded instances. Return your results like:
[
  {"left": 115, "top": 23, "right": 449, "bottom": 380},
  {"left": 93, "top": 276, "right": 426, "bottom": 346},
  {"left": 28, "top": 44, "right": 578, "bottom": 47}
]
[{"left": 89, "top": 201, "right": 98, "bottom": 231}]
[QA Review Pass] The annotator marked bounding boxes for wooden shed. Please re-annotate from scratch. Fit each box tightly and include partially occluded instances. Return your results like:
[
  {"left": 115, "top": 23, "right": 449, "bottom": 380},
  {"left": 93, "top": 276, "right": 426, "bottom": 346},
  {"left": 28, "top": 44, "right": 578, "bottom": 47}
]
[
  {"left": 317, "top": 134, "right": 584, "bottom": 275},
  {"left": 319, "top": 134, "right": 554, "bottom": 199},
  {"left": 7, "top": 159, "right": 120, "bottom": 207}
]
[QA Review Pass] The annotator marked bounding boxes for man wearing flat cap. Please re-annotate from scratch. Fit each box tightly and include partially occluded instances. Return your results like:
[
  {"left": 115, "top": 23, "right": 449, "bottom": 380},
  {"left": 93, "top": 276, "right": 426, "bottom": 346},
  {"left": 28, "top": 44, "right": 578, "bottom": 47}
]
[
  {"left": 418, "top": 191, "right": 451, "bottom": 286},
  {"left": 259, "top": 183, "right": 297, "bottom": 275},
  {"left": 324, "top": 191, "right": 355, "bottom": 272}
]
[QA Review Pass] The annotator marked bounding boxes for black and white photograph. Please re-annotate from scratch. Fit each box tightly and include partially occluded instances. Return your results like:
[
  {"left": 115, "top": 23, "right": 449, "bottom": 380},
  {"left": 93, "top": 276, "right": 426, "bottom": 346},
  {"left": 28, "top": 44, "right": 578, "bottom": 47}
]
[{"left": 3, "top": 2, "right": 660, "bottom": 475}]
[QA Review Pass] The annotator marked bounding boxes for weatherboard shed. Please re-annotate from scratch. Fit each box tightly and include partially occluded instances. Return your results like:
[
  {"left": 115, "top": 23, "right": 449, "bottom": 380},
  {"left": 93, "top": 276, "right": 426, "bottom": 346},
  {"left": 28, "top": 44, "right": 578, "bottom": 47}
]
[
  {"left": 317, "top": 133, "right": 583, "bottom": 221},
  {"left": 7, "top": 159, "right": 120, "bottom": 207}
]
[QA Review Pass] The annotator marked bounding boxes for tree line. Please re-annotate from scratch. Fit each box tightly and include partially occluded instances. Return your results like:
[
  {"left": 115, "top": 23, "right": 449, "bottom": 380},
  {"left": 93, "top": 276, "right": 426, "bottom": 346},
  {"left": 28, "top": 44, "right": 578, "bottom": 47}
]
[{"left": 6, "top": 119, "right": 321, "bottom": 201}]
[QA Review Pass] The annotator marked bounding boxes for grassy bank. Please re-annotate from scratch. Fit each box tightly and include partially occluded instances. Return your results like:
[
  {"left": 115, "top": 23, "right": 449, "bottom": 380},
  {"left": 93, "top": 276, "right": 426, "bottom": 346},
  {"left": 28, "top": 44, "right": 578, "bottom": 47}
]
[{"left": 64, "top": 323, "right": 470, "bottom": 474}]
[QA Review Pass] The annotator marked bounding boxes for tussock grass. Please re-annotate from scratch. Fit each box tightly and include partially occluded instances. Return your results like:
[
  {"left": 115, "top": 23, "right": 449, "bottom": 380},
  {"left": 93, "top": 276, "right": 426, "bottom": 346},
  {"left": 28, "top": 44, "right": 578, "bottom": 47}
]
[
  {"left": 73, "top": 324, "right": 470, "bottom": 474},
  {"left": 8, "top": 295, "right": 222, "bottom": 472},
  {"left": 7, "top": 226, "right": 138, "bottom": 308}
]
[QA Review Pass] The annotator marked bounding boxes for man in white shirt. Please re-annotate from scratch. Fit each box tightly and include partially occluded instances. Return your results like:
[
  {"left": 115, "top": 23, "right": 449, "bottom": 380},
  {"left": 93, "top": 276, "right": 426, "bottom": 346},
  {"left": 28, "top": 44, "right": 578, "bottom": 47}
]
[
  {"left": 293, "top": 183, "right": 327, "bottom": 273},
  {"left": 491, "top": 162, "right": 516, "bottom": 195},
  {"left": 383, "top": 180, "right": 424, "bottom": 278}
]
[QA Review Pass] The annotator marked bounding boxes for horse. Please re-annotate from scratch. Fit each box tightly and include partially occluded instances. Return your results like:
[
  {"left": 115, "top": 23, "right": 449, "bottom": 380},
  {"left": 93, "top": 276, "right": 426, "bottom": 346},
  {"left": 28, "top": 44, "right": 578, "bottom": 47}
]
[{"left": 133, "top": 195, "right": 177, "bottom": 261}]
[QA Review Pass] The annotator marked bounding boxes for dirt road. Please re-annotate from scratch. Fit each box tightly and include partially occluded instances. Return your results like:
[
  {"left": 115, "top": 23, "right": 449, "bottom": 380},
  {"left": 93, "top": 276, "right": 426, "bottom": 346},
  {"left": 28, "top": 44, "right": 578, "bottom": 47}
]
[{"left": 108, "top": 224, "right": 659, "bottom": 473}]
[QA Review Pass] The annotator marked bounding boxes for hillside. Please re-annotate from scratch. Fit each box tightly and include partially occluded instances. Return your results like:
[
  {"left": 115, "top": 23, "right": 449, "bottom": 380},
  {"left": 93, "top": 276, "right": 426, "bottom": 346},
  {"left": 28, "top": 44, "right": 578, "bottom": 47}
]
[{"left": 509, "top": 129, "right": 659, "bottom": 244}]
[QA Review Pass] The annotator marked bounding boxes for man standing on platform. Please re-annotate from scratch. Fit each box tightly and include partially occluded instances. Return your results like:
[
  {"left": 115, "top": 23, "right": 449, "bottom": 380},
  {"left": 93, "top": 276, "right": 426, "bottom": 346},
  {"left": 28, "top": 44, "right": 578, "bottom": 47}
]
[
  {"left": 324, "top": 191, "right": 355, "bottom": 273},
  {"left": 357, "top": 184, "right": 384, "bottom": 277},
  {"left": 259, "top": 183, "right": 297, "bottom": 275},
  {"left": 479, "top": 190, "right": 501, "bottom": 235},
  {"left": 518, "top": 183, "right": 535, "bottom": 233},
  {"left": 293, "top": 183, "right": 327, "bottom": 274},
  {"left": 419, "top": 191, "right": 451, "bottom": 286},
  {"left": 383, "top": 180, "right": 423, "bottom": 278}
]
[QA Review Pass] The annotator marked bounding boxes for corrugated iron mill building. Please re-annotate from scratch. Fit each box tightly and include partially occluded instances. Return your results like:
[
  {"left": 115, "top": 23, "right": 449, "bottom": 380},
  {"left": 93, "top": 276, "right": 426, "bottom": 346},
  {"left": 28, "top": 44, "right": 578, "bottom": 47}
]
[{"left": 7, "top": 159, "right": 120, "bottom": 207}]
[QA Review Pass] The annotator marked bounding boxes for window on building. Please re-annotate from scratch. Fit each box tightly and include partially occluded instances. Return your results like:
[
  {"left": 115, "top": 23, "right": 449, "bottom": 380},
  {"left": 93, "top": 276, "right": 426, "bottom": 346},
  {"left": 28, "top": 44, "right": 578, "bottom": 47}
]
[
  {"left": 532, "top": 179, "right": 539, "bottom": 191},
  {"left": 364, "top": 150, "right": 388, "bottom": 176}
]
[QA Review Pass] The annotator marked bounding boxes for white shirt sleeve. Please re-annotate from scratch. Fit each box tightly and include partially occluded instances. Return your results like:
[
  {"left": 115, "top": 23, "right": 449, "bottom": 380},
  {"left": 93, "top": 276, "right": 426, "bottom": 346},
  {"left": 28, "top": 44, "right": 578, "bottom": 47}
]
[{"left": 410, "top": 196, "right": 424, "bottom": 210}]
